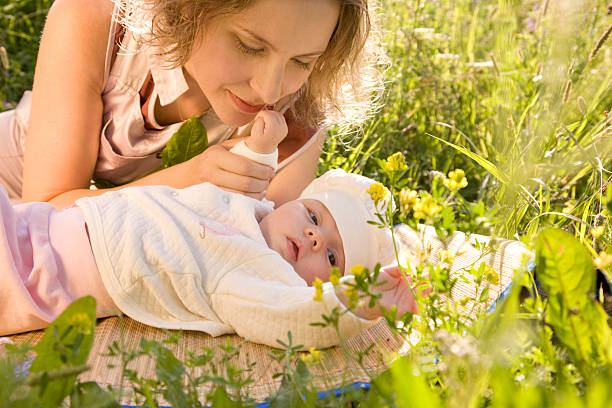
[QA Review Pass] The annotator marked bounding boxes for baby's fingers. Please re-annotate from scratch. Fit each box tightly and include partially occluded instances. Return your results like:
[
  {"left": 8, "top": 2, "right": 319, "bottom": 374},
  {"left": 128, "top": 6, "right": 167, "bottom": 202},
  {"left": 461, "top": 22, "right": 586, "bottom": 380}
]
[{"left": 251, "top": 116, "right": 265, "bottom": 139}]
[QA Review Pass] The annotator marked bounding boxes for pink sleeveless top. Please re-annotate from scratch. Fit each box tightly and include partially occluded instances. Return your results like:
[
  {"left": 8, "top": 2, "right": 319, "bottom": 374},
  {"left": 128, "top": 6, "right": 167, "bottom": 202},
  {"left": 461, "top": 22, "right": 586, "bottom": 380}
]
[{"left": 95, "top": 5, "right": 320, "bottom": 185}]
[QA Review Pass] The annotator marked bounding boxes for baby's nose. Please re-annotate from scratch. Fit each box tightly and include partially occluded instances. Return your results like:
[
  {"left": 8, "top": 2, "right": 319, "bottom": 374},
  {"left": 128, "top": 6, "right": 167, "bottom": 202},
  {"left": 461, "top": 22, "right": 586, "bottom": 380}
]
[{"left": 306, "top": 228, "right": 323, "bottom": 252}]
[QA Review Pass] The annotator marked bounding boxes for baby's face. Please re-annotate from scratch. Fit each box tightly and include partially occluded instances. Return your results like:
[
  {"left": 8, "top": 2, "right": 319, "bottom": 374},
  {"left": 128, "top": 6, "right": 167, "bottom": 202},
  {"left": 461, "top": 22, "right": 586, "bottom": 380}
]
[{"left": 259, "top": 199, "right": 345, "bottom": 285}]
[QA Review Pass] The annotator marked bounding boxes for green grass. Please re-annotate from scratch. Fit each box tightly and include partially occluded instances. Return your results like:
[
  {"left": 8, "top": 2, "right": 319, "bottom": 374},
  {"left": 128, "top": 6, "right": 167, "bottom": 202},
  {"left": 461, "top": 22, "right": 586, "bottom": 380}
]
[
  {"left": 1, "top": 0, "right": 611, "bottom": 406},
  {"left": 0, "top": 0, "right": 52, "bottom": 109},
  {"left": 323, "top": 0, "right": 611, "bottom": 246}
]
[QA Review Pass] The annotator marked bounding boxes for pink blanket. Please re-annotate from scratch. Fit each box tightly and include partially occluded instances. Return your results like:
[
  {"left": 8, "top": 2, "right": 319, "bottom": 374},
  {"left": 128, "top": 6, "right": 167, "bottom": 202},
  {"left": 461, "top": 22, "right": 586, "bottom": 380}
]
[{"left": 0, "top": 188, "right": 115, "bottom": 336}]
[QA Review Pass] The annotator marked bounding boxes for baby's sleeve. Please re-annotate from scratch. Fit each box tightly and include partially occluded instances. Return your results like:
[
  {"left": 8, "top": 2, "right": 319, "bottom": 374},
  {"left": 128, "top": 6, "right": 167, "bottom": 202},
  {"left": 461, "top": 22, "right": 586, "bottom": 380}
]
[
  {"left": 230, "top": 141, "right": 278, "bottom": 171},
  {"left": 210, "top": 264, "right": 377, "bottom": 349}
]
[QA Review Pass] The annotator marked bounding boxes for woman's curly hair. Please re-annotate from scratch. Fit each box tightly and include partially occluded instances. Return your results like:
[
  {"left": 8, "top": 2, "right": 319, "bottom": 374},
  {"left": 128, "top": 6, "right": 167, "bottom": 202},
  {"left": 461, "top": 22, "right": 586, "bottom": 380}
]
[{"left": 113, "top": 0, "right": 387, "bottom": 130}]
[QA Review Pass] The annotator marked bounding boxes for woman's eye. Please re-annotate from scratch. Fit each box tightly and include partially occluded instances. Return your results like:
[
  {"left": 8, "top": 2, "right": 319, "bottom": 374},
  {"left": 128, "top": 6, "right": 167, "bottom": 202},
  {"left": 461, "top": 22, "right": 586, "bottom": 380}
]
[
  {"left": 235, "top": 37, "right": 262, "bottom": 56},
  {"left": 309, "top": 210, "right": 318, "bottom": 225},
  {"left": 293, "top": 59, "right": 312, "bottom": 70},
  {"left": 327, "top": 250, "right": 336, "bottom": 266}
]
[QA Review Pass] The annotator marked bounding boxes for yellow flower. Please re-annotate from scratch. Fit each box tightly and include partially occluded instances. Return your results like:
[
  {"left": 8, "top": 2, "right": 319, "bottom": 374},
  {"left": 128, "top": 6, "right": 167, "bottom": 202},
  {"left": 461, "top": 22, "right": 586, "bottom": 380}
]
[
  {"left": 438, "top": 249, "right": 455, "bottom": 264},
  {"left": 594, "top": 252, "right": 612, "bottom": 269},
  {"left": 484, "top": 264, "right": 500, "bottom": 285},
  {"left": 384, "top": 152, "right": 408, "bottom": 173},
  {"left": 66, "top": 313, "right": 92, "bottom": 334},
  {"left": 343, "top": 286, "right": 360, "bottom": 309},
  {"left": 313, "top": 278, "right": 324, "bottom": 301},
  {"left": 366, "top": 182, "right": 388, "bottom": 205},
  {"left": 329, "top": 267, "right": 341, "bottom": 286},
  {"left": 350, "top": 264, "right": 367, "bottom": 280},
  {"left": 592, "top": 225, "right": 605, "bottom": 239},
  {"left": 399, "top": 188, "right": 418, "bottom": 215},
  {"left": 300, "top": 347, "right": 322, "bottom": 366},
  {"left": 443, "top": 169, "right": 468, "bottom": 191},
  {"left": 412, "top": 193, "right": 443, "bottom": 220},
  {"left": 308, "top": 347, "right": 321, "bottom": 362}
]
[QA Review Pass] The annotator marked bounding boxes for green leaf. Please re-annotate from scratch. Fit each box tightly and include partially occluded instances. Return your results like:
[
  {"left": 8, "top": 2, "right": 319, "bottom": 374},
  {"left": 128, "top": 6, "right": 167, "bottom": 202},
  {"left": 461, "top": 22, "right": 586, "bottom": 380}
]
[
  {"left": 363, "top": 357, "right": 441, "bottom": 407},
  {"left": 70, "top": 382, "right": 120, "bottom": 408},
  {"left": 535, "top": 228, "right": 612, "bottom": 368},
  {"left": 209, "top": 387, "right": 239, "bottom": 407},
  {"left": 440, "top": 206, "right": 456, "bottom": 233},
  {"left": 28, "top": 296, "right": 96, "bottom": 408},
  {"left": 92, "top": 179, "right": 117, "bottom": 190},
  {"left": 161, "top": 116, "right": 208, "bottom": 168},
  {"left": 140, "top": 340, "right": 188, "bottom": 407},
  {"left": 427, "top": 133, "right": 510, "bottom": 185},
  {"left": 535, "top": 228, "right": 594, "bottom": 303}
]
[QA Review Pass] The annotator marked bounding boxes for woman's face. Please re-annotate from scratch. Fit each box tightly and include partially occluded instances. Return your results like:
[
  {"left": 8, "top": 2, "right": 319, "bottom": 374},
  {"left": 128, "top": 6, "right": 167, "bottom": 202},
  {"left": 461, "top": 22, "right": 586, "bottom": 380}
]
[{"left": 184, "top": 0, "right": 341, "bottom": 127}]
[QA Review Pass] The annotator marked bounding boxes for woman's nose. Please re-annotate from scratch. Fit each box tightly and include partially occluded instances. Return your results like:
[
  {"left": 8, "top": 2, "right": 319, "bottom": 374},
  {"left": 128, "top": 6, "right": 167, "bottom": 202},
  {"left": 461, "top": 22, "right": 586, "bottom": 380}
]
[{"left": 251, "top": 63, "right": 284, "bottom": 105}]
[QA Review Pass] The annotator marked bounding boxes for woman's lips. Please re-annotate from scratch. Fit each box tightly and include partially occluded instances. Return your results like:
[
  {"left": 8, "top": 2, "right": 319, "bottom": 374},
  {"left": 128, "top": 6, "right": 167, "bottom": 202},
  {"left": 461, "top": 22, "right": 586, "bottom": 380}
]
[{"left": 229, "top": 91, "right": 264, "bottom": 113}]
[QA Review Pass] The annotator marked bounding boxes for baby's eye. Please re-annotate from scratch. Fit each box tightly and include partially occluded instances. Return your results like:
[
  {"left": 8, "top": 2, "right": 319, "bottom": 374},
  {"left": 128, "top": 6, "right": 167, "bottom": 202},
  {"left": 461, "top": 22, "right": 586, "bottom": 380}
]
[
  {"left": 309, "top": 210, "right": 318, "bottom": 225},
  {"left": 327, "top": 250, "right": 336, "bottom": 266}
]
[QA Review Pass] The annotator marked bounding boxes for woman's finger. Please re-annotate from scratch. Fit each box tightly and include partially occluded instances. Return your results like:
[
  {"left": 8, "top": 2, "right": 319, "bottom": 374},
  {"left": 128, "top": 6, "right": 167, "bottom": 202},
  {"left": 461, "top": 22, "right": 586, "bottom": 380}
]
[
  {"left": 194, "top": 146, "right": 273, "bottom": 194},
  {"left": 215, "top": 147, "right": 275, "bottom": 180},
  {"left": 207, "top": 168, "right": 271, "bottom": 194}
]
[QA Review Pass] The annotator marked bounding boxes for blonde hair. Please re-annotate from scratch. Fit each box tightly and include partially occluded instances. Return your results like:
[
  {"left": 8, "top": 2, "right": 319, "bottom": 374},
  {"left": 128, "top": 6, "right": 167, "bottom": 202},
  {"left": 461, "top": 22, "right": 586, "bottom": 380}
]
[{"left": 113, "top": 0, "right": 387, "bottom": 130}]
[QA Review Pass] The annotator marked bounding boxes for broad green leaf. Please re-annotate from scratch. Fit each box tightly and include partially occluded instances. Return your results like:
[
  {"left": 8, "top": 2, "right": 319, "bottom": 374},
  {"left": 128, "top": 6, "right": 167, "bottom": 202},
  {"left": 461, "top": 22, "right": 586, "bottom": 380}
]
[
  {"left": 161, "top": 116, "right": 208, "bottom": 168},
  {"left": 92, "top": 179, "right": 117, "bottom": 190},
  {"left": 535, "top": 228, "right": 612, "bottom": 367},
  {"left": 363, "top": 357, "right": 440, "bottom": 407},
  {"left": 392, "top": 358, "right": 441, "bottom": 408},
  {"left": 489, "top": 366, "right": 545, "bottom": 408},
  {"left": 535, "top": 228, "right": 594, "bottom": 304},
  {"left": 29, "top": 296, "right": 96, "bottom": 408}
]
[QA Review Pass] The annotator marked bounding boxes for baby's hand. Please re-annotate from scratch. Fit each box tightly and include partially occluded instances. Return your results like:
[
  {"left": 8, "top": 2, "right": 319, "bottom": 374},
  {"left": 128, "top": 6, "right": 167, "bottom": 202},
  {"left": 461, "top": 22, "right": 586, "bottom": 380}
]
[
  {"left": 246, "top": 110, "right": 288, "bottom": 154},
  {"left": 345, "top": 265, "right": 431, "bottom": 320}
]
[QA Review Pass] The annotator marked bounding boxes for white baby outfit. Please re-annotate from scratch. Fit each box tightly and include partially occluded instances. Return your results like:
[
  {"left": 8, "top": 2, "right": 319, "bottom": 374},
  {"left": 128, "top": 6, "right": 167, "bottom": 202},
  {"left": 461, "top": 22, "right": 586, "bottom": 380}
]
[
  {"left": 77, "top": 181, "right": 372, "bottom": 349},
  {"left": 0, "top": 141, "right": 373, "bottom": 348}
]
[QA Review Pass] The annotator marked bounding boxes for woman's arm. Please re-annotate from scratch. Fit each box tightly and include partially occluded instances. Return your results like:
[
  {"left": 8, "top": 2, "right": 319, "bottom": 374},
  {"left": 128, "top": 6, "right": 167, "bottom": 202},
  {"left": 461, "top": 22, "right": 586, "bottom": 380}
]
[
  {"left": 21, "top": 0, "right": 112, "bottom": 205},
  {"left": 265, "top": 124, "right": 326, "bottom": 206}
]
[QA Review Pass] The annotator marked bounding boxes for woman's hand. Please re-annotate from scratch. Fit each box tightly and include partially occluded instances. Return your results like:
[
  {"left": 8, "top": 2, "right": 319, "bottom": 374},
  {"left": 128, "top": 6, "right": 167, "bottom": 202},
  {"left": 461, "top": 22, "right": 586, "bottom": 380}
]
[{"left": 184, "top": 144, "right": 276, "bottom": 199}]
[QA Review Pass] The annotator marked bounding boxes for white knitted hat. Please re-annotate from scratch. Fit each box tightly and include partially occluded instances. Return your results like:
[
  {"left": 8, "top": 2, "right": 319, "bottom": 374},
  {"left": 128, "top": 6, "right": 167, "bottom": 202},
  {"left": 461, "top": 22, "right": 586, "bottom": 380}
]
[{"left": 299, "top": 169, "right": 395, "bottom": 275}]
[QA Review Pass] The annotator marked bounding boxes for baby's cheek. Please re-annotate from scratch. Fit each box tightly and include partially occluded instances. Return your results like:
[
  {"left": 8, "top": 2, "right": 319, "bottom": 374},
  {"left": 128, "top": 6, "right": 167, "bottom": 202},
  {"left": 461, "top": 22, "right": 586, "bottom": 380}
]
[{"left": 294, "top": 263, "right": 314, "bottom": 285}]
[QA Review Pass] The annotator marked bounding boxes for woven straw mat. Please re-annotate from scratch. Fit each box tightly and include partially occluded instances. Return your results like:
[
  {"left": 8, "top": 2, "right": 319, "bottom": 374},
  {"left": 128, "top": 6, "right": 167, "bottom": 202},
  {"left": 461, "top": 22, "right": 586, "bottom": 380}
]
[{"left": 8, "top": 224, "right": 531, "bottom": 404}]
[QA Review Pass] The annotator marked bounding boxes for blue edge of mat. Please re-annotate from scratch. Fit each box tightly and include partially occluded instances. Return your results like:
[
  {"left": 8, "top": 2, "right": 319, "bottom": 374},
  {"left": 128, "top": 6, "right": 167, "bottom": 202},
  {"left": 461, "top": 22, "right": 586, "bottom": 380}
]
[{"left": 120, "top": 381, "right": 371, "bottom": 408}]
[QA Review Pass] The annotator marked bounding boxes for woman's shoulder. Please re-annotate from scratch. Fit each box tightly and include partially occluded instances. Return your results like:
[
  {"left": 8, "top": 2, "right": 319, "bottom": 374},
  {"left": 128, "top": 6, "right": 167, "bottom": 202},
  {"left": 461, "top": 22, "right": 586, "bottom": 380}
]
[
  {"left": 39, "top": 0, "right": 115, "bottom": 91},
  {"left": 48, "top": 0, "right": 114, "bottom": 26}
]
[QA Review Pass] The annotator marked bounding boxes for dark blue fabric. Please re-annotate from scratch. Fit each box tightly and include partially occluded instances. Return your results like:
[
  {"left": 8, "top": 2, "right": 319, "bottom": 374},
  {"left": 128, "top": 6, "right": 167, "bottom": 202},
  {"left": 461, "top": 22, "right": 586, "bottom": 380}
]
[
  {"left": 486, "top": 260, "right": 536, "bottom": 314},
  {"left": 118, "top": 381, "right": 372, "bottom": 408}
]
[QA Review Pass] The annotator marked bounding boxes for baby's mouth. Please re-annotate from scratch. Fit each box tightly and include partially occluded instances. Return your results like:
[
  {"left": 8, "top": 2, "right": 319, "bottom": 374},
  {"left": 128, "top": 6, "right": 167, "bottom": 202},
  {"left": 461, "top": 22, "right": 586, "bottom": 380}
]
[{"left": 286, "top": 237, "right": 300, "bottom": 262}]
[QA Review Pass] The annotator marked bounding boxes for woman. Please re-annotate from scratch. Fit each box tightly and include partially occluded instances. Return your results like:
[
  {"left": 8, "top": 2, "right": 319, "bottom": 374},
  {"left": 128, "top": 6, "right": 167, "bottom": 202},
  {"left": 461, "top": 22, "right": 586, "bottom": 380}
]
[{"left": 0, "top": 0, "right": 385, "bottom": 208}]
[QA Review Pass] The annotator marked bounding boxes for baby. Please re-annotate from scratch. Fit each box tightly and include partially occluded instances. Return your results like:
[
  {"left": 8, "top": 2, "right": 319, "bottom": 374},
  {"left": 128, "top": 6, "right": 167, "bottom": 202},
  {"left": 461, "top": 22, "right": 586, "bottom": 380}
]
[{"left": 0, "top": 112, "right": 416, "bottom": 349}]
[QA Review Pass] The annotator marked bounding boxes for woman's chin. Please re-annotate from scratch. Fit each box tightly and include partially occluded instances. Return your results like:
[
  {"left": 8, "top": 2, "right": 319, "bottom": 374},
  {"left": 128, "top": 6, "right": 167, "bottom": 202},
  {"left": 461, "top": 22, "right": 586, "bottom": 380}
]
[{"left": 213, "top": 105, "right": 257, "bottom": 128}]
